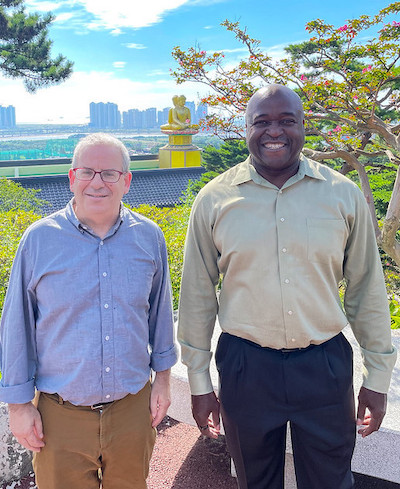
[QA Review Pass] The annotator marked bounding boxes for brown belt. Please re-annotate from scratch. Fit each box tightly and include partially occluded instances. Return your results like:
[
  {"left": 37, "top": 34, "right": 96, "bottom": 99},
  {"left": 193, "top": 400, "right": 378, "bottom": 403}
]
[{"left": 44, "top": 392, "right": 115, "bottom": 411}]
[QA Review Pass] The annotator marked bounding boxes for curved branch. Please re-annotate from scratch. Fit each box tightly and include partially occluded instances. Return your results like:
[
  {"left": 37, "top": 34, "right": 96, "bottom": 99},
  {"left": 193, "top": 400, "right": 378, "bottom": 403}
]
[
  {"left": 303, "top": 147, "right": 380, "bottom": 237},
  {"left": 379, "top": 164, "right": 400, "bottom": 262}
]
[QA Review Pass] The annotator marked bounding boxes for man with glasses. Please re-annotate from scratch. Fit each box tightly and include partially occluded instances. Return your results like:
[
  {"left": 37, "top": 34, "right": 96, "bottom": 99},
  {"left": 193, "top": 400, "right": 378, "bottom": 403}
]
[{"left": 0, "top": 133, "right": 177, "bottom": 489}]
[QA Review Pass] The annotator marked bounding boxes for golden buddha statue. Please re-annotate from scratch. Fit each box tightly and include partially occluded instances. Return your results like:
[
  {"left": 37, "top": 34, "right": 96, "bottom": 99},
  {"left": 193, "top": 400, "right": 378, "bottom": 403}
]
[{"left": 161, "top": 95, "right": 191, "bottom": 131}]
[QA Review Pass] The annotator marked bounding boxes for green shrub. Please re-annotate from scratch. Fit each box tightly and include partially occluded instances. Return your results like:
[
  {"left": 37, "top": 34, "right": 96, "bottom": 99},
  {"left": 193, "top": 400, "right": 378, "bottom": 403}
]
[
  {"left": 128, "top": 192, "right": 193, "bottom": 309},
  {"left": 0, "top": 210, "right": 41, "bottom": 313},
  {"left": 0, "top": 178, "right": 46, "bottom": 213},
  {"left": 389, "top": 296, "right": 400, "bottom": 329}
]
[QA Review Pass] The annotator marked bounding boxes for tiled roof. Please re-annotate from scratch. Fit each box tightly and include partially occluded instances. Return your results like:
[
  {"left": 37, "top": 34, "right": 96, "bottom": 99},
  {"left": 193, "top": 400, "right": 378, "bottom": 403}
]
[{"left": 12, "top": 167, "right": 204, "bottom": 215}]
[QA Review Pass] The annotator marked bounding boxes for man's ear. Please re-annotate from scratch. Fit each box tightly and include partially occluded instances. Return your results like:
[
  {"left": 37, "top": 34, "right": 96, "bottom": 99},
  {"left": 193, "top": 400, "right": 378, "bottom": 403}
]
[
  {"left": 68, "top": 168, "right": 75, "bottom": 192},
  {"left": 123, "top": 171, "right": 132, "bottom": 195}
]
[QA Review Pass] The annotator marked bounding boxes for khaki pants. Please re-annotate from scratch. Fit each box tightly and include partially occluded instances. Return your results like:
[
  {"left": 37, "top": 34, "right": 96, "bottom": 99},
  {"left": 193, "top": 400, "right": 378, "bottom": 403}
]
[{"left": 33, "top": 382, "right": 156, "bottom": 489}]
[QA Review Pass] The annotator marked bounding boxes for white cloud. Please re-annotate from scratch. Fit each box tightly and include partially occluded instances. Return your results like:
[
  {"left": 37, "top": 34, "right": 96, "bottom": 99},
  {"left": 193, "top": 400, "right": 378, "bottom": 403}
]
[
  {"left": 72, "top": 0, "right": 191, "bottom": 30},
  {"left": 24, "top": 0, "right": 230, "bottom": 33},
  {"left": 215, "top": 47, "right": 249, "bottom": 54},
  {"left": 190, "top": 0, "right": 228, "bottom": 5},
  {"left": 147, "top": 70, "right": 171, "bottom": 77},
  {"left": 25, "top": 0, "right": 66, "bottom": 11},
  {"left": 54, "top": 12, "right": 75, "bottom": 23},
  {"left": 113, "top": 61, "right": 126, "bottom": 69},
  {"left": 124, "top": 43, "right": 147, "bottom": 50},
  {"left": 0, "top": 72, "right": 208, "bottom": 124}
]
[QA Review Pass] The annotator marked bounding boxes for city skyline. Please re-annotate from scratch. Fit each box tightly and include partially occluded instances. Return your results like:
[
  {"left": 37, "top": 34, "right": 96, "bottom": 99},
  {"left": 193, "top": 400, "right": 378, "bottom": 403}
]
[
  {"left": 0, "top": 0, "right": 396, "bottom": 124},
  {"left": 0, "top": 105, "right": 16, "bottom": 129},
  {"left": 89, "top": 100, "right": 208, "bottom": 129}
]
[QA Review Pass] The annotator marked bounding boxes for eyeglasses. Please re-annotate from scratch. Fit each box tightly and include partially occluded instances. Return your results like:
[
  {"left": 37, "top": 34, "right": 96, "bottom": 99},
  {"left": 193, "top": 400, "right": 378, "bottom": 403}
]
[{"left": 72, "top": 168, "right": 126, "bottom": 183}]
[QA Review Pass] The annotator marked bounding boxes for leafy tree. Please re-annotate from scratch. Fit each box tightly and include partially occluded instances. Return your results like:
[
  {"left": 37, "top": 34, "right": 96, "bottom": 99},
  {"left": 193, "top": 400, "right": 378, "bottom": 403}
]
[
  {"left": 0, "top": 177, "right": 46, "bottom": 212},
  {"left": 129, "top": 191, "right": 194, "bottom": 309},
  {"left": 202, "top": 139, "right": 248, "bottom": 172},
  {"left": 0, "top": 0, "right": 72, "bottom": 91},
  {"left": 0, "top": 209, "right": 39, "bottom": 313},
  {"left": 170, "top": 3, "right": 400, "bottom": 266},
  {"left": 189, "top": 139, "right": 249, "bottom": 193},
  {"left": 0, "top": 179, "right": 46, "bottom": 316}
]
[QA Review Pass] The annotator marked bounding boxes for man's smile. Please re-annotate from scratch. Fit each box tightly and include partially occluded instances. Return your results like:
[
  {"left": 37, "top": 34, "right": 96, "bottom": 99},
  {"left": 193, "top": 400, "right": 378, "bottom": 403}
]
[
  {"left": 85, "top": 193, "right": 108, "bottom": 198},
  {"left": 262, "top": 142, "right": 286, "bottom": 150}
]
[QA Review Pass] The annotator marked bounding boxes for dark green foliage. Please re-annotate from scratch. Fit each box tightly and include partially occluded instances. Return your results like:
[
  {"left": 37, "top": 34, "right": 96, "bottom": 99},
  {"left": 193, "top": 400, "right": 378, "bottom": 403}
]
[
  {"left": 0, "top": 208, "right": 39, "bottom": 313},
  {"left": 367, "top": 170, "right": 396, "bottom": 219},
  {"left": 0, "top": 0, "right": 72, "bottom": 91},
  {"left": 188, "top": 171, "right": 220, "bottom": 194},
  {"left": 128, "top": 192, "right": 194, "bottom": 309},
  {"left": 202, "top": 139, "right": 249, "bottom": 172},
  {"left": 0, "top": 177, "right": 46, "bottom": 212},
  {"left": 189, "top": 139, "right": 249, "bottom": 194}
]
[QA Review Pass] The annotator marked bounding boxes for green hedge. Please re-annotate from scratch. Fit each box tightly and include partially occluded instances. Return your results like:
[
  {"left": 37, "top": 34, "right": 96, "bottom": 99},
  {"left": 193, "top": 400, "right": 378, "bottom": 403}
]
[
  {"left": 0, "top": 210, "right": 41, "bottom": 313},
  {"left": 128, "top": 197, "right": 192, "bottom": 310}
]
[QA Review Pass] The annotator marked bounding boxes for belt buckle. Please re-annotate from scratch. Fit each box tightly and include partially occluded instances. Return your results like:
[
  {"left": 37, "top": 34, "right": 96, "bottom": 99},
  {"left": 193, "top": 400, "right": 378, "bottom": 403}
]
[{"left": 91, "top": 403, "right": 104, "bottom": 410}]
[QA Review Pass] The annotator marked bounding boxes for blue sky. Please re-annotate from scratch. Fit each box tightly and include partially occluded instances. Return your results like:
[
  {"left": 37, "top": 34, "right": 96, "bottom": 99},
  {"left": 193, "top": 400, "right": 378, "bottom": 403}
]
[{"left": 0, "top": 0, "right": 396, "bottom": 124}]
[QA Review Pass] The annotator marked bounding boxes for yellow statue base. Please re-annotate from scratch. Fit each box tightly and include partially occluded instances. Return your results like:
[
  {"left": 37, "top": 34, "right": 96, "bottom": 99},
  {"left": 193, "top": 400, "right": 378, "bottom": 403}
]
[{"left": 159, "top": 130, "right": 202, "bottom": 168}]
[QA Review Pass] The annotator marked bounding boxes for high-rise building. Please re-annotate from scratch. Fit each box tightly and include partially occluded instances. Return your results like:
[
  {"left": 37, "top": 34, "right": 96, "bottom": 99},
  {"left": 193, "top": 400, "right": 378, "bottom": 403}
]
[
  {"left": 185, "top": 101, "right": 196, "bottom": 123},
  {"left": 196, "top": 102, "right": 208, "bottom": 123},
  {"left": 107, "top": 101, "right": 208, "bottom": 131},
  {"left": 0, "top": 105, "right": 16, "bottom": 128},
  {"left": 89, "top": 102, "right": 121, "bottom": 129},
  {"left": 157, "top": 108, "right": 170, "bottom": 127},
  {"left": 144, "top": 108, "right": 157, "bottom": 129},
  {"left": 122, "top": 109, "right": 144, "bottom": 129}
]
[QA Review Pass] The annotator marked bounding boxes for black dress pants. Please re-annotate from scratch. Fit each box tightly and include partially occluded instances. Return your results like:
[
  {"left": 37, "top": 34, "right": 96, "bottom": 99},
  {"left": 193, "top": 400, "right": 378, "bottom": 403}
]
[{"left": 215, "top": 332, "right": 356, "bottom": 489}]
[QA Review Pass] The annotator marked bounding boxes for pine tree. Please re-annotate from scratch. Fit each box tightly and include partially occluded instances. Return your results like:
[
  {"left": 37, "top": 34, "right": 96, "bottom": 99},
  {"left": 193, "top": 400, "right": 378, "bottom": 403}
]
[{"left": 0, "top": 0, "right": 73, "bottom": 92}]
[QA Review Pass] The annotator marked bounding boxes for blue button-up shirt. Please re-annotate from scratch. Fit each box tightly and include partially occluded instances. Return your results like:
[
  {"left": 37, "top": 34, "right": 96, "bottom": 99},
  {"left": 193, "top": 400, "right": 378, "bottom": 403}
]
[{"left": 0, "top": 200, "right": 177, "bottom": 406}]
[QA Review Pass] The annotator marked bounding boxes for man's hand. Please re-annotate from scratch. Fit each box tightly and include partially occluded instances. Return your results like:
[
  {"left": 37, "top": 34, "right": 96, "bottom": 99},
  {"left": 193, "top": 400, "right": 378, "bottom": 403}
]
[
  {"left": 356, "top": 386, "right": 387, "bottom": 438},
  {"left": 150, "top": 369, "right": 171, "bottom": 428},
  {"left": 8, "top": 402, "right": 45, "bottom": 452},
  {"left": 192, "top": 392, "right": 220, "bottom": 439}
]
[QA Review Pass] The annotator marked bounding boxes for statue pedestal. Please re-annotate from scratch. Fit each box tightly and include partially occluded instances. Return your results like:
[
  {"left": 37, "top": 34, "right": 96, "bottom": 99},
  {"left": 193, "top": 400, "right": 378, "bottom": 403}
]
[{"left": 159, "top": 130, "right": 202, "bottom": 168}]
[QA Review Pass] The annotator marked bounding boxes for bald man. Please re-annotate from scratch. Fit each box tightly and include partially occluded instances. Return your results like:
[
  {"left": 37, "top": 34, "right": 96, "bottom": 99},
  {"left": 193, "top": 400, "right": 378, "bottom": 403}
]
[{"left": 178, "top": 85, "right": 396, "bottom": 489}]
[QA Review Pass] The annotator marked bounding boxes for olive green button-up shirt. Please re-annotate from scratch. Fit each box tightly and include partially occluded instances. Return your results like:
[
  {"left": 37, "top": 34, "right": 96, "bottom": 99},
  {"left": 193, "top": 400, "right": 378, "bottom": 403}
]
[{"left": 178, "top": 156, "right": 397, "bottom": 395}]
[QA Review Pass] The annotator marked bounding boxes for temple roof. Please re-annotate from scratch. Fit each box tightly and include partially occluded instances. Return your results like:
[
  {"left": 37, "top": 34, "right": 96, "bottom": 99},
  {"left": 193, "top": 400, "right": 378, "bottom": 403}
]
[{"left": 12, "top": 167, "right": 204, "bottom": 215}]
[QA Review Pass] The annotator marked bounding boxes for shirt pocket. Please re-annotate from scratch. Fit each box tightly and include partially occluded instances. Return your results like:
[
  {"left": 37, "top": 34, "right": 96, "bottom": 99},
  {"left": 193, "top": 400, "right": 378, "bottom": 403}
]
[
  {"left": 307, "top": 218, "right": 347, "bottom": 264},
  {"left": 126, "top": 262, "right": 155, "bottom": 307}
]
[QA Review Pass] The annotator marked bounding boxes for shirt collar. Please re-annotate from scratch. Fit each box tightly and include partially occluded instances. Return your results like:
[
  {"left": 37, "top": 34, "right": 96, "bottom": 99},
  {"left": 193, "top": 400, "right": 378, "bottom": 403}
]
[
  {"left": 230, "top": 154, "right": 327, "bottom": 187},
  {"left": 65, "top": 199, "right": 125, "bottom": 237}
]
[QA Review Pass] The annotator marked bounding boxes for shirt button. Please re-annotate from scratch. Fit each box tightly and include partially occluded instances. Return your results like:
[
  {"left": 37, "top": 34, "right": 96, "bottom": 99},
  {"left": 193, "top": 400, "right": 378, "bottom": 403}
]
[
  {"left": 100, "top": 241, "right": 104, "bottom": 246},
  {"left": 105, "top": 367, "right": 111, "bottom": 373},
  {"left": 280, "top": 217, "right": 285, "bottom": 222},
  {"left": 291, "top": 338, "right": 296, "bottom": 342},
  {"left": 105, "top": 394, "right": 111, "bottom": 399},
  {"left": 284, "top": 279, "right": 290, "bottom": 284},
  {"left": 282, "top": 248, "right": 287, "bottom": 253},
  {"left": 279, "top": 190, "right": 283, "bottom": 194},
  {"left": 288, "top": 310, "right": 293, "bottom": 315},
  {"left": 104, "top": 303, "right": 109, "bottom": 309},
  {"left": 103, "top": 272, "right": 107, "bottom": 277},
  {"left": 105, "top": 335, "right": 110, "bottom": 341}
]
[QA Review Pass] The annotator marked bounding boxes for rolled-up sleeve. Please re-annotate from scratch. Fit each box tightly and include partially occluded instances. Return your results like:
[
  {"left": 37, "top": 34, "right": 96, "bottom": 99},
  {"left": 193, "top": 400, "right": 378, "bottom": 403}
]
[
  {"left": 0, "top": 236, "right": 37, "bottom": 403},
  {"left": 148, "top": 228, "right": 177, "bottom": 372}
]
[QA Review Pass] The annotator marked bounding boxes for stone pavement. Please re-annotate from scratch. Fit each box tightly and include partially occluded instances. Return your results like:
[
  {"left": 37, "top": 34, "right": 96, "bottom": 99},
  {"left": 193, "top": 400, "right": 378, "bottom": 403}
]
[
  {"left": 1, "top": 325, "right": 398, "bottom": 486},
  {"left": 170, "top": 324, "right": 400, "bottom": 486}
]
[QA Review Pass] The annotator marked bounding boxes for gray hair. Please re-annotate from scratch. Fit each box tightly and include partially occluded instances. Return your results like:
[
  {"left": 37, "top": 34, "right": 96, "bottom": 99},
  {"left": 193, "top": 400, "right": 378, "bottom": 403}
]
[{"left": 71, "top": 133, "right": 130, "bottom": 172}]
